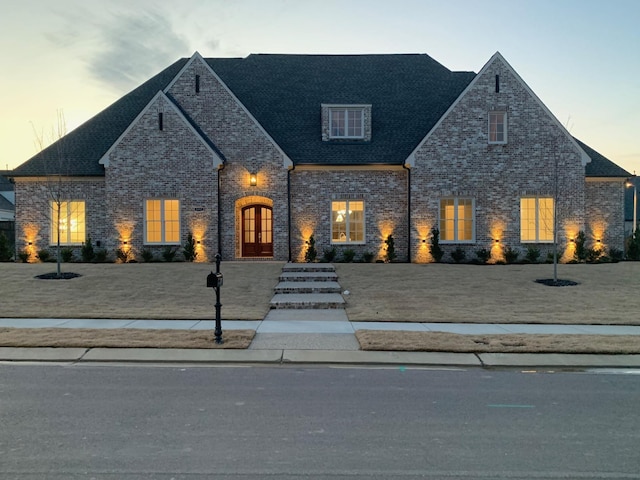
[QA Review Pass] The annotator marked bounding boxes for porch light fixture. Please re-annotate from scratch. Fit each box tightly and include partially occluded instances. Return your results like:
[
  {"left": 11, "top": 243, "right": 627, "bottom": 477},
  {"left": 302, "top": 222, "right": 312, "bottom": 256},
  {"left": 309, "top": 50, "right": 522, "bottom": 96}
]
[{"left": 250, "top": 172, "right": 258, "bottom": 187}]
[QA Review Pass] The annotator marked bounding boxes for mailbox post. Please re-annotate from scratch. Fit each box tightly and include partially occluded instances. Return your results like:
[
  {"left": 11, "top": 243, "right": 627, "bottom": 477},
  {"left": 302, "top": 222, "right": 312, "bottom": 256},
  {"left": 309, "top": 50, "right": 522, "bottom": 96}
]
[{"left": 206, "top": 253, "right": 224, "bottom": 344}]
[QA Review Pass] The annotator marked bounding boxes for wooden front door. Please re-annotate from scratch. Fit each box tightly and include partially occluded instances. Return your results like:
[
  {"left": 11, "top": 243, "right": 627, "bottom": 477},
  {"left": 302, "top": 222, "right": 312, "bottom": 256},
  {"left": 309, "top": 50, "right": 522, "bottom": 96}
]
[{"left": 242, "top": 205, "right": 273, "bottom": 257}]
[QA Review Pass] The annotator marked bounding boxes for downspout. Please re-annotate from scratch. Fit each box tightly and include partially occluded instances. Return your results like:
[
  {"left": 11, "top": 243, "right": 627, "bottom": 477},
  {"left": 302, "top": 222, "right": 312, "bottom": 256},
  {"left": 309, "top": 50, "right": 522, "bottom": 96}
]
[
  {"left": 217, "top": 162, "right": 225, "bottom": 257},
  {"left": 287, "top": 163, "right": 296, "bottom": 262},
  {"left": 403, "top": 162, "right": 411, "bottom": 262}
]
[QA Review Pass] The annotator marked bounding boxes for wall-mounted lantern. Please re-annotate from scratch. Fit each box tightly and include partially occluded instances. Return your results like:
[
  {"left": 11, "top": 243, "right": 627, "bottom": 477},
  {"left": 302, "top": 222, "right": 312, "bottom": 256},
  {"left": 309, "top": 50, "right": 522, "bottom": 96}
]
[{"left": 250, "top": 172, "right": 258, "bottom": 187}]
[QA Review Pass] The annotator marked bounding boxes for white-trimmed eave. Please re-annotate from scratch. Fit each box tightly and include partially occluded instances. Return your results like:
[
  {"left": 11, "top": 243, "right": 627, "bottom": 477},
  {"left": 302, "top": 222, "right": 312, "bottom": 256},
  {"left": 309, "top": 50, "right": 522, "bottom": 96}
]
[
  {"left": 163, "top": 52, "right": 293, "bottom": 170},
  {"left": 404, "top": 52, "right": 591, "bottom": 169},
  {"left": 98, "top": 90, "right": 223, "bottom": 169}
]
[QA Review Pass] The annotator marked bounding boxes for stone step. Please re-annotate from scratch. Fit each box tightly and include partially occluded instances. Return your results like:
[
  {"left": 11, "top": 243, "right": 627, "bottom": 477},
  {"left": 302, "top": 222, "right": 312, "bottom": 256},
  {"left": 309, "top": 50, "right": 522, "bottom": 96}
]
[
  {"left": 269, "top": 293, "right": 345, "bottom": 310},
  {"left": 279, "top": 271, "right": 338, "bottom": 282},
  {"left": 282, "top": 263, "right": 336, "bottom": 273},
  {"left": 274, "top": 281, "right": 342, "bottom": 294}
]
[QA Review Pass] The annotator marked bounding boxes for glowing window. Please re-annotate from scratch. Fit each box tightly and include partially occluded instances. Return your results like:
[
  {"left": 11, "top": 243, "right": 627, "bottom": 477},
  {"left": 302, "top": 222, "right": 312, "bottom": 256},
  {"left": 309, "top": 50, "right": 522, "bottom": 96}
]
[
  {"left": 331, "top": 200, "right": 364, "bottom": 244},
  {"left": 51, "top": 201, "right": 86, "bottom": 245},
  {"left": 330, "top": 108, "right": 364, "bottom": 138},
  {"left": 489, "top": 112, "right": 507, "bottom": 144},
  {"left": 145, "top": 199, "right": 180, "bottom": 244},
  {"left": 439, "top": 198, "right": 474, "bottom": 242},
  {"left": 521, "top": 197, "right": 554, "bottom": 243}
]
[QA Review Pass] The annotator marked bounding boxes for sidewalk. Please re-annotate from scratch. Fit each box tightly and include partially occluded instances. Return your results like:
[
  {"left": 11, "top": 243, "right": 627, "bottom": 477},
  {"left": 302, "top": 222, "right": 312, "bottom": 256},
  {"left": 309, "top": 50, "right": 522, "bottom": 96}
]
[{"left": 2, "top": 317, "right": 640, "bottom": 369}]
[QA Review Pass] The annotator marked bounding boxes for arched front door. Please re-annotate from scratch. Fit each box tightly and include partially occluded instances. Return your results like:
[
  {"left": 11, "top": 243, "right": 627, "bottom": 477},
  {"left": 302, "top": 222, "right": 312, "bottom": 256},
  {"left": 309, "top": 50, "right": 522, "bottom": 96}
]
[{"left": 242, "top": 205, "right": 273, "bottom": 257}]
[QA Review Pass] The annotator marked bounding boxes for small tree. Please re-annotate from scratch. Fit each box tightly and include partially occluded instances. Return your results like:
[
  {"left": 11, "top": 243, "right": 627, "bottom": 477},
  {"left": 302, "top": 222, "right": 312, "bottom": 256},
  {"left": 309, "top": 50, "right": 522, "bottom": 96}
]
[
  {"left": 573, "top": 230, "right": 587, "bottom": 262},
  {"left": 183, "top": 232, "right": 198, "bottom": 262},
  {"left": 429, "top": 227, "right": 444, "bottom": 262},
  {"left": 304, "top": 235, "right": 317, "bottom": 263},
  {"left": 385, "top": 234, "right": 396, "bottom": 263},
  {"left": 81, "top": 235, "right": 95, "bottom": 262},
  {"left": 626, "top": 229, "right": 640, "bottom": 260}
]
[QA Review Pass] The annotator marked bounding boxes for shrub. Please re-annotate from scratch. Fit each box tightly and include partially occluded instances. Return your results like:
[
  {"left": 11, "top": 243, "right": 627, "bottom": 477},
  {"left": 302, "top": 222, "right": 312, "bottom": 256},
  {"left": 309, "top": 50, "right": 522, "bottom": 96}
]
[
  {"left": 451, "top": 247, "right": 466, "bottom": 263},
  {"left": 362, "top": 251, "right": 374, "bottom": 263},
  {"left": 81, "top": 235, "right": 95, "bottom": 262},
  {"left": 183, "top": 232, "right": 198, "bottom": 262},
  {"left": 61, "top": 248, "right": 74, "bottom": 262},
  {"left": 37, "top": 249, "right": 51, "bottom": 262},
  {"left": 115, "top": 248, "right": 132, "bottom": 263},
  {"left": 385, "top": 234, "right": 396, "bottom": 263},
  {"left": 0, "top": 232, "right": 12, "bottom": 261},
  {"left": 574, "top": 230, "right": 587, "bottom": 262},
  {"left": 429, "top": 227, "right": 444, "bottom": 263},
  {"left": 475, "top": 248, "right": 491, "bottom": 264},
  {"left": 586, "top": 247, "right": 603, "bottom": 263},
  {"left": 141, "top": 249, "right": 154, "bottom": 263},
  {"left": 525, "top": 246, "right": 541, "bottom": 263},
  {"left": 18, "top": 250, "right": 31, "bottom": 263},
  {"left": 304, "top": 235, "right": 317, "bottom": 263},
  {"left": 322, "top": 247, "right": 337, "bottom": 262},
  {"left": 608, "top": 247, "right": 624, "bottom": 263},
  {"left": 94, "top": 248, "right": 109, "bottom": 263},
  {"left": 162, "top": 246, "right": 178, "bottom": 262},
  {"left": 504, "top": 246, "right": 519, "bottom": 264},
  {"left": 341, "top": 249, "right": 356, "bottom": 263}
]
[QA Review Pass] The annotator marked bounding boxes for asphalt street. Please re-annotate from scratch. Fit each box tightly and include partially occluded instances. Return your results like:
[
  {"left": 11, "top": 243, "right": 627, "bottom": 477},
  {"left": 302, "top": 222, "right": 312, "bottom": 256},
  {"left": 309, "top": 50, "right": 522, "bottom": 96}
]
[{"left": 1, "top": 364, "right": 639, "bottom": 479}]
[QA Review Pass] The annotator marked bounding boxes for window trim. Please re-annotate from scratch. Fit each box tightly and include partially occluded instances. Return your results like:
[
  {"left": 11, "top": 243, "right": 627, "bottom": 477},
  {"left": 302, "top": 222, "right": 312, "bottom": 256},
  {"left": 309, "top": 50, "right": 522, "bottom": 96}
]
[
  {"left": 520, "top": 196, "right": 554, "bottom": 243},
  {"left": 330, "top": 199, "right": 366, "bottom": 245},
  {"left": 144, "top": 198, "right": 181, "bottom": 245},
  {"left": 488, "top": 111, "right": 507, "bottom": 144},
  {"left": 50, "top": 200, "right": 86, "bottom": 246},
  {"left": 439, "top": 197, "right": 476, "bottom": 243},
  {"left": 329, "top": 107, "right": 365, "bottom": 139}
]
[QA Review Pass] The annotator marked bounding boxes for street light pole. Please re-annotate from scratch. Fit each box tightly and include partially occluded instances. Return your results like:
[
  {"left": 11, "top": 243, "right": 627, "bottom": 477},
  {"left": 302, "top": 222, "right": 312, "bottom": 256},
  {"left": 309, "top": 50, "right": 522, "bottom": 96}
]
[{"left": 626, "top": 177, "right": 637, "bottom": 235}]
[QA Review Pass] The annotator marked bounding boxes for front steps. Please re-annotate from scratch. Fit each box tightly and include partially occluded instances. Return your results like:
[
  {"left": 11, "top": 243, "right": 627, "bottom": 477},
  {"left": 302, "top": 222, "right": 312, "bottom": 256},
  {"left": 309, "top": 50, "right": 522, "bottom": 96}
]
[{"left": 269, "top": 263, "right": 345, "bottom": 310}]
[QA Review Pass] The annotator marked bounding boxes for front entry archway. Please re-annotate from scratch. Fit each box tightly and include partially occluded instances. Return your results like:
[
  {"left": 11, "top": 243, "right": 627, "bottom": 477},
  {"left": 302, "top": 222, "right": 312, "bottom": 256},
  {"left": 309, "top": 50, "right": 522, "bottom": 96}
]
[{"left": 241, "top": 204, "right": 273, "bottom": 257}]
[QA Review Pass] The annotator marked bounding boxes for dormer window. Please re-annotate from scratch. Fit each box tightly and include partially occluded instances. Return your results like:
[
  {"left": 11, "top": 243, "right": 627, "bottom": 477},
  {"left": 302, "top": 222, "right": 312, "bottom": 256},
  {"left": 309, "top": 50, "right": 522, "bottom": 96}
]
[
  {"left": 330, "top": 107, "right": 364, "bottom": 138},
  {"left": 322, "top": 104, "right": 372, "bottom": 142}
]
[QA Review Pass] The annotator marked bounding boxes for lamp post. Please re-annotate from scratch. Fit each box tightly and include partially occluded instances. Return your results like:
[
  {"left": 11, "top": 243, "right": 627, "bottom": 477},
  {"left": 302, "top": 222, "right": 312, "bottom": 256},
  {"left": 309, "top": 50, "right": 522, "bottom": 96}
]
[{"left": 626, "top": 177, "right": 637, "bottom": 235}]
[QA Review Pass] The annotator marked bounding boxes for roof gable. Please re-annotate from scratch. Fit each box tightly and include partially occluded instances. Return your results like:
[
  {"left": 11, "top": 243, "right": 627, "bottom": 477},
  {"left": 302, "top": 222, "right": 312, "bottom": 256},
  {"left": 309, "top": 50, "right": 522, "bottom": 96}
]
[
  {"left": 99, "top": 91, "right": 224, "bottom": 169},
  {"left": 406, "top": 52, "right": 591, "bottom": 168},
  {"left": 206, "top": 54, "right": 475, "bottom": 165}
]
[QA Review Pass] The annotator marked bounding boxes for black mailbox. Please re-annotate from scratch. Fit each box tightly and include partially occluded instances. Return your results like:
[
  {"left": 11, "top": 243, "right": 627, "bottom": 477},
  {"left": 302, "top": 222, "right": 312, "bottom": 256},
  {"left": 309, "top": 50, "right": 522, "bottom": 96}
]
[{"left": 207, "top": 271, "right": 223, "bottom": 288}]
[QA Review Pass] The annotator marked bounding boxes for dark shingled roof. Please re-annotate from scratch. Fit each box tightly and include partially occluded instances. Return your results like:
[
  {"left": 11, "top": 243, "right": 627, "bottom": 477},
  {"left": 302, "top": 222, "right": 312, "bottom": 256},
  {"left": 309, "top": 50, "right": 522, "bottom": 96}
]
[
  {"left": 12, "top": 59, "right": 189, "bottom": 177},
  {"left": 0, "top": 194, "right": 14, "bottom": 212},
  {"left": 207, "top": 54, "right": 475, "bottom": 165},
  {"left": 574, "top": 138, "right": 631, "bottom": 178},
  {"left": 0, "top": 171, "right": 14, "bottom": 191}
]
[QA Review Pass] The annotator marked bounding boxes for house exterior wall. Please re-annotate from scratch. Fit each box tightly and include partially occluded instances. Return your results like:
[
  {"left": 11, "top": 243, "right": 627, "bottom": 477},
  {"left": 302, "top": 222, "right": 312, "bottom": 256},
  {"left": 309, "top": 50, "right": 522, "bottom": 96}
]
[
  {"left": 104, "top": 94, "right": 218, "bottom": 262},
  {"left": 411, "top": 56, "right": 585, "bottom": 263},
  {"left": 14, "top": 178, "right": 105, "bottom": 259},
  {"left": 585, "top": 179, "right": 626, "bottom": 252},
  {"left": 166, "top": 59, "right": 290, "bottom": 260},
  {"left": 290, "top": 167, "right": 408, "bottom": 262}
]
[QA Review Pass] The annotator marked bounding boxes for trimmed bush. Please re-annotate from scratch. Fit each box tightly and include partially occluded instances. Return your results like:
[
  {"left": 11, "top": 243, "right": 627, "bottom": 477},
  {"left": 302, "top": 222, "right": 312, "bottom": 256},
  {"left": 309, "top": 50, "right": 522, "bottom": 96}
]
[
  {"left": 304, "top": 235, "right": 317, "bottom": 263},
  {"left": 451, "top": 247, "right": 466, "bottom": 263}
]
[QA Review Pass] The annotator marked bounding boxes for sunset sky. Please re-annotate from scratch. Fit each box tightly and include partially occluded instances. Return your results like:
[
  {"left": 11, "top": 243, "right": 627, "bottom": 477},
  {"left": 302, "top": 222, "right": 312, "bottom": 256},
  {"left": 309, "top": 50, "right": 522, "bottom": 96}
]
[{"left": 1, "top": 0, "right": 638, "bottom": 174}]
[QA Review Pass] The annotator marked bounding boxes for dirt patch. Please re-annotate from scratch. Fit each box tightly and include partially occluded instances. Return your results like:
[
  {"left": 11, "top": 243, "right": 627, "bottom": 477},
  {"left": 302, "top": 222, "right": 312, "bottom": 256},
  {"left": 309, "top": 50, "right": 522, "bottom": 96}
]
[
  {"left": 355, "top": 330, "right": 640, "bottom": 354},
  {"left": 0, "top": 328, "right": 255, "bottom": 349}
]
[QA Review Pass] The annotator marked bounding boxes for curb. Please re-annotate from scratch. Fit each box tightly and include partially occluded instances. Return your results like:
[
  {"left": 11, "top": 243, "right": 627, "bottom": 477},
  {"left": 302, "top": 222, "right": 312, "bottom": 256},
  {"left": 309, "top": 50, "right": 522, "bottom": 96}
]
[{"left": 2, "top": 347, "right": 640, "bottom": 368}]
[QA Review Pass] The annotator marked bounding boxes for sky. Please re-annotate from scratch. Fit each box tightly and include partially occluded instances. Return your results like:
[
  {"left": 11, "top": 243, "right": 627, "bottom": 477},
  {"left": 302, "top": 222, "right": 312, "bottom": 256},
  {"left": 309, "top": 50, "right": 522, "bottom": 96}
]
[{"left": 1, "top": 0, "right": 638, "bottom": 175}]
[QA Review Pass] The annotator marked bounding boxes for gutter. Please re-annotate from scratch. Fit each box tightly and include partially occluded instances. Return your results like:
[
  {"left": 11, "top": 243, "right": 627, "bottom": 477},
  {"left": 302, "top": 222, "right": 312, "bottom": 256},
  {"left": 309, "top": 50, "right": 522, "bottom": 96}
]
[
  {"left": 403, "top": 162, "right": 411, "bottom": 262},
  {"left": 287, "top": 163, "right": 296, "bottom": 262}
]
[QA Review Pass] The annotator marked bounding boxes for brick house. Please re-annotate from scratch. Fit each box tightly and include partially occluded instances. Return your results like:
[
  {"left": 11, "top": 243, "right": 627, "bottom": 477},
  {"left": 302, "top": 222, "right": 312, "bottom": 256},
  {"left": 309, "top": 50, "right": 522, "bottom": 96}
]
[{"left": 11, "top": 52, "right": 630, "bottom": 263}]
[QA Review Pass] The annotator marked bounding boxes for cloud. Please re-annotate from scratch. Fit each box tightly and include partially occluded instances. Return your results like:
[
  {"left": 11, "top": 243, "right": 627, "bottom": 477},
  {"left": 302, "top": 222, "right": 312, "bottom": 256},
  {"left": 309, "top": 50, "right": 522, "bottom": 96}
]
[{"left": 86, "top": 11, "right": 191, "bottom": 92}]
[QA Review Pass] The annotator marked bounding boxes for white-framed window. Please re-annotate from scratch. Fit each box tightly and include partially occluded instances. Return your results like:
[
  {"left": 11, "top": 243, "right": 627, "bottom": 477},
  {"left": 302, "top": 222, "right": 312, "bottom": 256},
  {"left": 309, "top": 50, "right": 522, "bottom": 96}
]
[
  {"left": 331, "top": 200, "right": 365, "bottom": 244},
  {"left": 330, "top": 108, "right": 364, "bottom": 138},
  {"left": 145, "top": 199, "right": 180, "bottom": 244},
  {"left": 489, "top": 112, "right": 507, "bottom": 144},
  {"left": 439, "top": 198, "right": 475, "bottom": 242},
  {"left": 51, "top": 200, "right": 86, "bottom": 245},
  {"left": 520, "top": 197, "right": 554, "bottom": 243}
]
